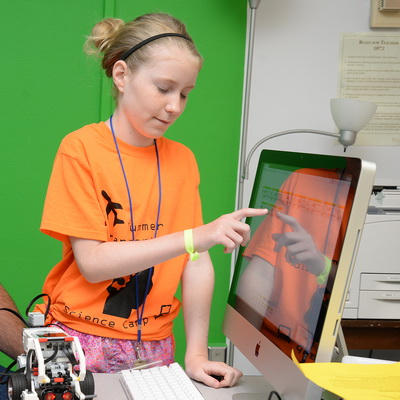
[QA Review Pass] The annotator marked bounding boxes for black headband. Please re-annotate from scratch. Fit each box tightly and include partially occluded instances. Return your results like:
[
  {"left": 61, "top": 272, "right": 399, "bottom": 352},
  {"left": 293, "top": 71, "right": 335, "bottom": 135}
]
[{"left": 119, "top": 33, "right": 192, "bottom": 61}]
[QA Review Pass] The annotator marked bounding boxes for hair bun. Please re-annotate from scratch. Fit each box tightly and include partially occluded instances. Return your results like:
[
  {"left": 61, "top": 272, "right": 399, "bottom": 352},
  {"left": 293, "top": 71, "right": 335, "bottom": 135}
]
[{"left": 84, "top": 18, "right": 125, "bottom": 55}]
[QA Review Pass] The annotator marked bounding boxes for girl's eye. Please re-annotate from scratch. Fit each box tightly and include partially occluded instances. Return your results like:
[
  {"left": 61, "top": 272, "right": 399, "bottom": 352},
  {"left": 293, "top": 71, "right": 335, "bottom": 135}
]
[
  {"left": 180, "top": 93, "right": 188, "bottom": 100},
  {"left": 157, "top": 86, "right": 169, "bottom": 94}
]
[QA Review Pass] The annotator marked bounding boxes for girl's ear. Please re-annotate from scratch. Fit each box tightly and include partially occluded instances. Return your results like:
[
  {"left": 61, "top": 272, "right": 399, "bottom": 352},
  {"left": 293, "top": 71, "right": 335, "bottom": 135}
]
[{"left": 113, "top": 60, "right": 129, "bottom": 93}]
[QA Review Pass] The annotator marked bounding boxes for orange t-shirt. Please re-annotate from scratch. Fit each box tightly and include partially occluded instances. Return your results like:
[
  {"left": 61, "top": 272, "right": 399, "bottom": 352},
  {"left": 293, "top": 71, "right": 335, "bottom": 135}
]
[
  {"left": 38, "top": 122, "right": 203, "bottom": 340},
  {"left": 243, "top": 168, "right": 350, "bottom": 350}
]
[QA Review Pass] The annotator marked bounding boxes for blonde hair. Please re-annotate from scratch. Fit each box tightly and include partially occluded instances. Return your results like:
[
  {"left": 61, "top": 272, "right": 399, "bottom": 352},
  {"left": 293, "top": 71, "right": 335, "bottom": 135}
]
[{"left": 84, "top": 13, "right": 203, "bottom": 78}]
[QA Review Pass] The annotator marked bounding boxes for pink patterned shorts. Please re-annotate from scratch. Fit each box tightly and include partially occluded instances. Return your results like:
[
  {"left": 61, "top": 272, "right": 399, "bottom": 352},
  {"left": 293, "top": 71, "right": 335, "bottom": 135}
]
[{"left": 55, "top": 321, "right": 174, "bottom": 373}]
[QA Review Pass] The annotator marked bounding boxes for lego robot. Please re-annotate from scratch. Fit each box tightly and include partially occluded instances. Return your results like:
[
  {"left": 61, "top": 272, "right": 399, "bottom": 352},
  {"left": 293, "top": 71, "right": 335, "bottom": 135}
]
[{"left": 7, "top": 313, "right": 95, "bottom": 400}]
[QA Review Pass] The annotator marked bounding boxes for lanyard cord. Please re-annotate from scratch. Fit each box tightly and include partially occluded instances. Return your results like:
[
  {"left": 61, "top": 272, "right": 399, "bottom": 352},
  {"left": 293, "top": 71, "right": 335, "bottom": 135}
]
[
  {"left": 110, "top": 115, "right": 135, "bottom": 237},
  {"left": 109, "top": 115, "right": 162, "bottom": 344}
]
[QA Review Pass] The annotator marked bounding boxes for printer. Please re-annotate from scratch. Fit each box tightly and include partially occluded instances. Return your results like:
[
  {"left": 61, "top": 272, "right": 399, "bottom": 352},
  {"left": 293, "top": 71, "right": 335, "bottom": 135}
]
[{"left": 343, "top": 185, "right": 400, "bottom": 319}]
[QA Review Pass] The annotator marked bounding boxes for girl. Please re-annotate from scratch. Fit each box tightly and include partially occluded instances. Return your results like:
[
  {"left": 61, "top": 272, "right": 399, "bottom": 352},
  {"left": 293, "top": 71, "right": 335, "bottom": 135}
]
[{"left": 38, "top": 13, "right": 267, "bottom": 388}]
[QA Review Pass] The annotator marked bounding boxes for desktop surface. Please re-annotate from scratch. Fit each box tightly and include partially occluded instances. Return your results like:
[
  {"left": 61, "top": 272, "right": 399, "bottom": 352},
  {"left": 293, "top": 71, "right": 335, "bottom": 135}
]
[{"left": 93, "top": 372, "right": 273, "bottom": 400}]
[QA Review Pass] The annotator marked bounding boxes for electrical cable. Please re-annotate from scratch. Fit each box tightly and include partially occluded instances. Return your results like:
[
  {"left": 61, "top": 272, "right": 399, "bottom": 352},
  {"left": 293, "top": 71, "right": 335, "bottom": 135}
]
[
  {"left": 25, "top": 293, "right": 51, "bottom": 321},
  {"left": 0, "top": 293, "right": 53, "bottom": 331},
  {"left": 23, "top": 348, "right": 36, "bottom": 391},
  {"left": 268, "top": 390, "right": 283, "bottom": 400},
  {"left": 0, "top": 307, "right": 29, "bottom": 327},
  {"left": 0, "top": 360, "right": 17, "bottom": 385},
  {"left": 61, "top": 344, "right": 78, "bottom": 366},
  {"left": 43, "top": 344, "right": 59, "bottom": 365}
]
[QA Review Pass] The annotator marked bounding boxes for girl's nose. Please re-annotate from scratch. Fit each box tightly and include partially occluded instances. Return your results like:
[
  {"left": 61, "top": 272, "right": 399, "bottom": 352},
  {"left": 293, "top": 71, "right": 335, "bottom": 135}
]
[{"left": 165, "top": 94, "right": 183, "bottom": 114}]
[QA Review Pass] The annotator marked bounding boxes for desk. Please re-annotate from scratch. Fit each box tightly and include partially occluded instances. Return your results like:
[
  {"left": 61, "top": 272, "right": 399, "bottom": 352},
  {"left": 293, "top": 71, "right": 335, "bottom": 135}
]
[
  {"left": 341, "top": 319, "right": 400, "bottom": 350},
  {"left": 93, "top": 373, "right": 272, "bottom": 400}
]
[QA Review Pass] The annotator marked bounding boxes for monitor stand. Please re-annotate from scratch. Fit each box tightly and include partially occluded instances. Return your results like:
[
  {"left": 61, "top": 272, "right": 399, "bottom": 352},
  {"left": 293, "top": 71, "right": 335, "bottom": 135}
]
[{"left": 233, "top": 390, "right": 340, "bottom": 400}]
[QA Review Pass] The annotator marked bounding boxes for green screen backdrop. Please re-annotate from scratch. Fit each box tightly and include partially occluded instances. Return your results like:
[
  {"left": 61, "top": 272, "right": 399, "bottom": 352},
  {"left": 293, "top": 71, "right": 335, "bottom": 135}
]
[{"left": 0, "top": 0, "right": 247, "bottom": 368}]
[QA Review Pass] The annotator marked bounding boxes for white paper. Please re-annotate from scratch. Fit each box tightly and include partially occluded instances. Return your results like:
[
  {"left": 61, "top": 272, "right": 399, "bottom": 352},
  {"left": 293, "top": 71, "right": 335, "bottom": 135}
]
[{"left": 338, "top": 33, "right": 400, "bottom": 145}]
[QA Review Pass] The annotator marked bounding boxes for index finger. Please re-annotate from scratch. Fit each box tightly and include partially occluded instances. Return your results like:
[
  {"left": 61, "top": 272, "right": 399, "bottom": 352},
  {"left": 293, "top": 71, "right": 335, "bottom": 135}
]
[
  {"left": 230, "top": 207, "right": 268, "bottom": 221},
  {"left": 276, "top": 212, "right": 303, "bottom": 232}
]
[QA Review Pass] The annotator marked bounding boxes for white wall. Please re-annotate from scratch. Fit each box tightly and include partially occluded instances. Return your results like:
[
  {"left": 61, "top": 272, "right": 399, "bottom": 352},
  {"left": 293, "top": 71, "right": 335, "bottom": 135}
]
[{"left": 241, "top": 0, "right": 400, "bottom": 208}]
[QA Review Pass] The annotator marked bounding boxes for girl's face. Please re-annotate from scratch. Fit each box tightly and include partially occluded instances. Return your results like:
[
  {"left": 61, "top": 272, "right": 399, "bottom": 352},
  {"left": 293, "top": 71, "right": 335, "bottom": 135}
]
[{"left": 113, "top": 45, "right": 201, "bottom": 147}]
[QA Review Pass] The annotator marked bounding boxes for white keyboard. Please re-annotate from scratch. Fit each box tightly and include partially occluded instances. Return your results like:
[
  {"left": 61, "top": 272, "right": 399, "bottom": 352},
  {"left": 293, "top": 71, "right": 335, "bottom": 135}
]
[{"left": 120, "top": 362, "right": 205, "bottom": 400}]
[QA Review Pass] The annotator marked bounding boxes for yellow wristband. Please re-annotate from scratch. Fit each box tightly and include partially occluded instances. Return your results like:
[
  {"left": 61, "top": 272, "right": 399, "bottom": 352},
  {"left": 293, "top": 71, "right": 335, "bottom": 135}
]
[
  {"left": 317, "top": 256, "right": 332, "bottom": 285},
  {"left": 184, "top": 229, "right": 199, "bottom": 261}
]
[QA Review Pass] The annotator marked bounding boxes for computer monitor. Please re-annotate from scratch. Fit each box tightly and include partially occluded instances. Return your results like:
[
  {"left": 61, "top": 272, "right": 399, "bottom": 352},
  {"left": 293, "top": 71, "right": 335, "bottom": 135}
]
[{"left": 223, "top": 149, "right": 376, "bottom": 400}]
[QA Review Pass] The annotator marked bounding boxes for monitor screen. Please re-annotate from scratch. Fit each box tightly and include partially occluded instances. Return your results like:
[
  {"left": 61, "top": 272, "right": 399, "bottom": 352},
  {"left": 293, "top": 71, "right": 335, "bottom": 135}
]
[{"left": 223, "top": 150, "right": 375, "bottom": 400}]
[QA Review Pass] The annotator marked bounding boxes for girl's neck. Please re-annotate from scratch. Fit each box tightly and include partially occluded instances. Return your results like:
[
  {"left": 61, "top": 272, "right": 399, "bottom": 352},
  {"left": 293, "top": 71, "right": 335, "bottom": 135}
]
[{"left": 106, "top": 111, "right": 154, "bottom": 147}]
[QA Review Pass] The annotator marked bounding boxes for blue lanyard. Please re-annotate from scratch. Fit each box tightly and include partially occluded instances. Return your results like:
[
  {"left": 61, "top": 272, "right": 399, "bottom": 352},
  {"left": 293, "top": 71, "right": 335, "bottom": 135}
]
[{"left": 109, "top": 115, "right": 162, "bottom": 344}]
